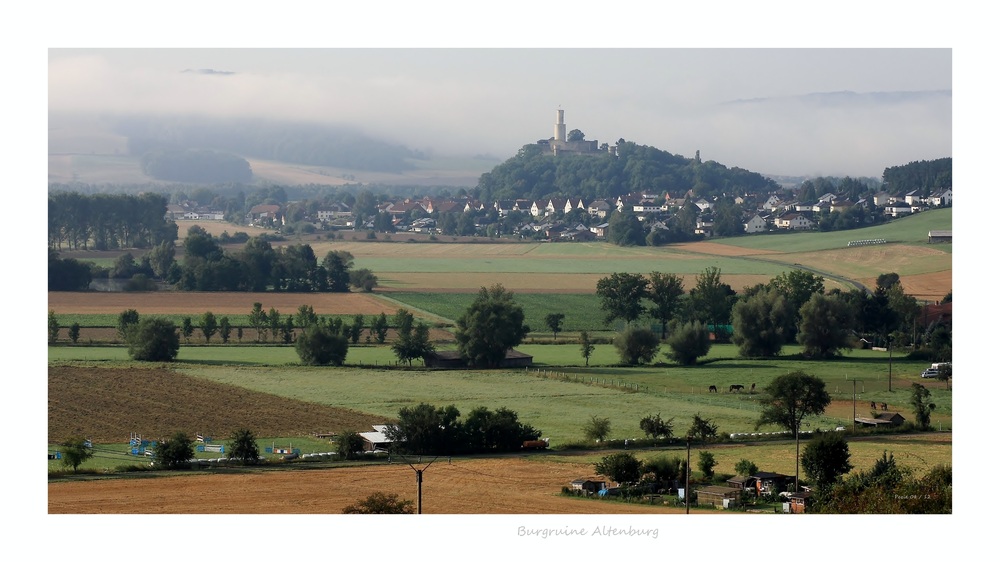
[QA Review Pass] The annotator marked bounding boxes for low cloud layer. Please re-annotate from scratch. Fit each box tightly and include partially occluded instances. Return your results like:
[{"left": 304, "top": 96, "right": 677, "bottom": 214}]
[{"left": 48, "top": 49, "right": 952, "bottom": 177}]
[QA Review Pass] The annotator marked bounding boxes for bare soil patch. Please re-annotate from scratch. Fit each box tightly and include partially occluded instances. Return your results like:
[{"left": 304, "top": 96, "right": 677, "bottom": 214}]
[{"left": 48, "top": 365, "right": 391, "bottom": 443}]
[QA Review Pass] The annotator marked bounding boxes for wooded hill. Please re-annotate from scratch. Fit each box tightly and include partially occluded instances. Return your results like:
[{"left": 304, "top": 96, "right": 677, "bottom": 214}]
[{"left": 476, "top": 141, "right": 779, "bottom": 203}]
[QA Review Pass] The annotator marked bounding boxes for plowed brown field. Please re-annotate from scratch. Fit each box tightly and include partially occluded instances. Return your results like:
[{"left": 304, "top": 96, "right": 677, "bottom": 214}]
[{"left": 48, "top": 365, "right": 390, "bottom": 443}]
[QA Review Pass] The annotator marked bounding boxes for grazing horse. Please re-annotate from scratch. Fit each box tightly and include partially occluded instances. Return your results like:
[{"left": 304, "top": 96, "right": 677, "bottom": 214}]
[
  {"left": 708, "top": 385, "right": 718, "bottom": 393},
  {"left": 880, "top": 402, "right": 888, "bottom": 411},
  {"left": 729, "top": 384, "right": 744, "bottom": 393},
  {"left": 870, "top": 401, "right": 877, "bottom": 410},
  {"left": 750, "top": 383, "right": 756, "bottom": 393}
]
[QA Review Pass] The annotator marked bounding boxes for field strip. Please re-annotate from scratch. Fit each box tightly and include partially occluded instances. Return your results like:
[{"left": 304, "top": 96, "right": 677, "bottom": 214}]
[{"left": 373, "top": 294, "right": 458, "bottom": 324}]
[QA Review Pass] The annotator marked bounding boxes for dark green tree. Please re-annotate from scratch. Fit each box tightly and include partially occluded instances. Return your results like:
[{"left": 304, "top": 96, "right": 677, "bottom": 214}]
[
  {"left": 544, "top": 313, "right": 565, "bottom": 341},
  {"left": 797, "top": 293, "right": 855, "bottom": 358},
  {"left": 664, "top": 320, "right": 711, "bottom": 365},
  {"left": 117, "top": 308, "right": 140, "bottom": 342},
  {"left": 154, "top": 432, "right": 195, "bottom": 469},
  {"left": 199, "top": 311, "right": 218, "bottom": 343},
  {"left": 646, "top": 272, "right": 685, "bottom": 339},
  {"left": 68, "top": 322, "right": 81, "bottom": 343},
  {"left": 349, "top": 268, "right": 379, "bottom": 292},
  {"left": 731, "top": 288, "right": 792, "bottom": 357},
  {"left": 595, "top": 451, "right": 643, "bottom": 485},
  {"left": 294, "top": 324, "right": 349, "bottom": 366},
  {"left": 48, "top": 310, "right": 60, "bottom": 344},
  {"left": 391, "top": 309, "right": 434, "bottom": 366},
  {"left": 342, "top": 492, "right": 414, "bottom": 514},
  {"left": 181, "top": 317, "right": 194, "bottom": 343},
  {"left": 218, "top": 316, "right": 232, "bottom": 343},
  {"left": 756, "top": 371, "right": 831, "bottom": 491},
  {"left": 734, "top": 459, "right": 759, "bottom": 477},
  {"left": 596, "top": 272, "right": 648, "bottom": 326},
  {"left": 463, "top": 406, "right": 541, "bottom": 452},
  {"left": 643, "top": 455, "right": 682, "bottom": 489},
  {"left": 583, "top": 415, "right": 612, "bottom": 442},
  {"left": 337, "top": 430, "right": 365, "bottom": 460},
  {"left": 639, "top": 413, "right": 674, "bottom": 440},
  {"left": 910, "top": 383, "right": 936, "bottom": 430},
  {"left": 698, "top": 451, "right": 718, "bottom": 479},
  {"left": 454, "top": 284, "right": 530, "bottom": 367},
  {"left": 689, "top": 266, "right": 736, "bottom": 341},
  {"left": 606, "top": 209, "right": 646, "bottom": 247},
  {"left": 801, "top": 432, "right": 852, "bottom": 488},
  {"left": 59, "top": 436, "right": 94, "bottom": 472},
  {"left": 385, "top": 403, "right": 463, "bottom": 455},
  {"left": 686, "top": 414, "right": 718, "bottom": 442},
  {"left": 370, "top": 312, "right": 389, "bottom": 343},
  {"left": 613, "top": 325, "right": 660, "bottom": 365},
  {"left": 579, "top": 331, "right": 595, "bottom": 366},
  {"left": 127, "top": 317, "right": 180, "bottom": 361},
  {"left": 248, "top": 302, "right": 266, "bottom": 342},
  {"left": 349, "top": 314, "right": 365, "bottom": 344},
  {"left": 226, "top": 428, "right": 261, "bottom": 465}
]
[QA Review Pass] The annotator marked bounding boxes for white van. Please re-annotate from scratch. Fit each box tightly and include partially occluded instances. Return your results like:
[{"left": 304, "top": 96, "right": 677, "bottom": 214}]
[{"left": 930, "top": 362, "right": 951, "bottom": 370}]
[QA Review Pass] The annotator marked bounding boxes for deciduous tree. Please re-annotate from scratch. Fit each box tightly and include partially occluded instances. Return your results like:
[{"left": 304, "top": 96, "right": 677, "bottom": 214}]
[
  {"left": 454, "top": 284, "right": 529, "bottom": 367},
  {"left": 583, "top": 415, "right": 612, "bottom": 442},
  {"left": 59, "top": 436, "right": 93, "bottom": 472},
  {"left": 731, "top": 288, "right": 792, "bottom": 357},
  {"left": 342, "top": 492, "right": 414, "bottom": 514},
  {"left": 544, "top": 313, "right": 565, "bottom": 341},
  {"left": 127, "top": 317, "right": 180, "bottom": 362},
  {"left": 295, "top": 324, "right": 349, "bottom": 366},
  {"left": 801, "top": 432, "right": 852, "bottom": 488},
  {"left": 595, "top": 451, "right": 643, "bottom": 485},
  {"left": 797, "top": 293, "right": 854, "bottom": 358},
  {"left": 756, "top": 371, "right": 831, "bottom": 491},
  {"left": 613, "top": 325, "right": 660, "bottom": 365},
  {"left": 154, "top": 432, "right": 195, "bottom": 469},
  {"left": 646, "top": 272, "right": 685, "bottom": 339},
  {"left": 226, "top": 428, "right": 261, "bottom": 465},
  {"left": 579, "top": 331, "right": 595, "bottom": 366},
  {"left": 199, "top": 311, "right": 218, "bottom": 343},
  {"left": 596, "top": 272, "right": 648, "bottom": 326},
  {"left": 664, "top": 320, "right": 711, "bottom": 365}
]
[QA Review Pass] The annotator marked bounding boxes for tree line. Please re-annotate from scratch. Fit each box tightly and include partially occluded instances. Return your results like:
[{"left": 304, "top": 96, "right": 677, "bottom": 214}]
[
  {"left": 48, "top": 191, "right": 178, "bottom": 250},
  {"left": 594, "top": 268, "right": 952, "bottom": 366}
]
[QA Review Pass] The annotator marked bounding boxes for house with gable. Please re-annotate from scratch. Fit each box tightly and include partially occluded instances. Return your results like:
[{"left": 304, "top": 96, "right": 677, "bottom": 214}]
[
  {"left": 928, "top": 189, "right": 952, "bottom": 206},
  {"left": 774, "top": 213, "right": 814, "bottom": 230},
  {"left": 744, "top": 214, "right": 768, "bottom": 234}
]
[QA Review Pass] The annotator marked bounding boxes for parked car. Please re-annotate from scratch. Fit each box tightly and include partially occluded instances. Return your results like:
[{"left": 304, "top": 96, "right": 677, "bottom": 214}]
[{"left": 921, "top": 369, "right": 939, "bottom": 378}]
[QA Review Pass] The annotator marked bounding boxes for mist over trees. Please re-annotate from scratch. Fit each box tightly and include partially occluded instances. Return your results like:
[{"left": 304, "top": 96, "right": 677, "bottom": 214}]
[
  {"left": 116, "top": 115, "right": 420, "bottom": 174},
  {"left": 140, "top": 149, "right": 253, "bottom": 183}
]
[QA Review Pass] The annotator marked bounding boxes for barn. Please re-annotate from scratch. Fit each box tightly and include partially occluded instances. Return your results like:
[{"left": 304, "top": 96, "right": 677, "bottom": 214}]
[
  {"left": 423, "top": 350, "right": 534, "bottom": 369},
  {"left": 927, "top": 230, "right": 952, "bottom": 243}
]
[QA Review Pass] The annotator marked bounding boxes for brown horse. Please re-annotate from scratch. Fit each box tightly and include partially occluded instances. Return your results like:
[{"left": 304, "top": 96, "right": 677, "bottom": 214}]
[
  {"left": 870, "top": 401, "right": 877, "bottom": 410},
  {"left": 729, "top": 384, "right": 744, "bottom": 393},
  {"left": 880, "top": 402, "right": 888, "bottom": 411}
]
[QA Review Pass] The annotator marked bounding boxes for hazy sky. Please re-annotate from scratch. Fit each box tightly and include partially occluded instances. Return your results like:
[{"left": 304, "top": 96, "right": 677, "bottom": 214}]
[{"left": 48, "top": 48, "right": 951, "bottom": 178}]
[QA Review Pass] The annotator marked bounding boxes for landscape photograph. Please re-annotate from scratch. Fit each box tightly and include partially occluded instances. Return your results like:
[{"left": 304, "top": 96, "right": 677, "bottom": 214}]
[{"left": 28, "top": 6, "right": 982, "bottom": 559}]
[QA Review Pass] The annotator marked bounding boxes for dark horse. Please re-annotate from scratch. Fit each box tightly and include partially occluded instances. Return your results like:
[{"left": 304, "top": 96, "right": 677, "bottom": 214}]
[
  {"left": 750, "top": 383, "right": 756, "bottom": 393},
  {"left": 730, "top": 384, "right": 744, "bottom": 393},
  {"left": 870, "top": 401, "right": 877, "bottom": 409},
  {"left": 708, "top": 385, "right": 718, "bottom": 393},
  {"left": 880, "top": 402, "right": 888, "bottom": 411}
]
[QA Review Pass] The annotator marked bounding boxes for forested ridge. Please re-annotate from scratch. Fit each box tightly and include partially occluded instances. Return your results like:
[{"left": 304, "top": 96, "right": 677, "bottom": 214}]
[
  {"left": 476, "top": 141, "right": 779, "bottom": 203},
  {"left": 115, "top": 115, "right": 420, "bottom": 174}
]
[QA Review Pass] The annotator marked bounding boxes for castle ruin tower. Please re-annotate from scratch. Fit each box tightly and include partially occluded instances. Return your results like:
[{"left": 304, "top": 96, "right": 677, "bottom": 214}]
[{"left": 554, "top": 109, "right": 566, "bottom": 142}]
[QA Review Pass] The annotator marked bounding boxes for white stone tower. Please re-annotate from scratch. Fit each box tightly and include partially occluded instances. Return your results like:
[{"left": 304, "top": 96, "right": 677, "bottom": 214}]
[{"left": 554, "top": 109, "right": 566, "bottom": 142}]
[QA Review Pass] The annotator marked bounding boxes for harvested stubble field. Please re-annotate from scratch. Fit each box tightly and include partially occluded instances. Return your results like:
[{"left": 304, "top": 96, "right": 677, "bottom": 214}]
[
  {"left": 47, "top": 291, "right": 400, "bottom": 317},
  {"left": 47, "top": 457, "right": 698, "bottom": 514}
]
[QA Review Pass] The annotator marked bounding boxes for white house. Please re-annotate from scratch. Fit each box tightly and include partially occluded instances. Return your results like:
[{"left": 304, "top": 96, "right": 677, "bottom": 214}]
[
  {"left": 775, "top": 213, "right": 814, "bottom": 230},
  {"left": 928, "top": 189, "right": 953, "bottom": 206},
  {"left": 744, "top": 215, "right": 768, "bottom": 234}
]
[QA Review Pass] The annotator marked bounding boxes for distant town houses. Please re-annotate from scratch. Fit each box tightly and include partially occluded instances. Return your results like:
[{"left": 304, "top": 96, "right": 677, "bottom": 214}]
[{"left": 167, "top": 182, "right": 951, "bottom": 244}]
